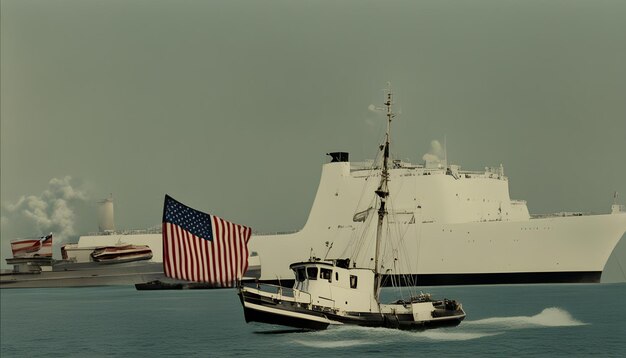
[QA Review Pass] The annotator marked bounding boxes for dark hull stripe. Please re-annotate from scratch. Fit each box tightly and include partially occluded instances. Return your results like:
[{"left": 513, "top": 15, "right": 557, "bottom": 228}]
[
  {"left": 324, "top": 311, "right": 463, "bottom": 330},
  {"left": 241, "top": 305, "right": 330, "bottom": 330},
  {"left": 393, "top": 271, "right": 603, "bottom": 286},
  {"left": 251, "top": 271, "right": 602, "bottom": 288}
]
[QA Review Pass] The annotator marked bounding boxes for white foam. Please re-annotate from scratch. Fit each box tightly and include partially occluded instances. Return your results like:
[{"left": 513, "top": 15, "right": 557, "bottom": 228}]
[
  {"left": 418, "top": 330, "right": 501, "bottom": 341},
  {"left": 466, "top": 307, "right": 586, "bottom": 328},
  {"left": 293, "top": 325, "right": 497, "bottom": 347},
  {"left": 292, "top": 308, "right": 584, "bottom": 347}
]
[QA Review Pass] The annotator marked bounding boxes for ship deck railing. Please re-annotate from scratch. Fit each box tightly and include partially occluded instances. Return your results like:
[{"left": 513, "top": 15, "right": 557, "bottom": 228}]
[
  {"left": 241, "top": 282, "right": 311, "bottom": 303},
  {"left": 531, "top": 211, "right": 593, "bottom": 219},
  {"left": 86, "top": 227, "right": 162, "bottom": 236},
  {"left": 253, "top": 230, "right": 300, "bottom": 236}
]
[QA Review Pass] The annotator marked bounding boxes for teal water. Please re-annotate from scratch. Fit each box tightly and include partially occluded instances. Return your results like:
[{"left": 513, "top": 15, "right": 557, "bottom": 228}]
[{"left": 1, "top": 284, "right": 625, "bottom": 357}]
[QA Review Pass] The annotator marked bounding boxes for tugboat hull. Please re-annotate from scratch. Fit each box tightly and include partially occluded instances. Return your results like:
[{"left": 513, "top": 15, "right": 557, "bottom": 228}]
[
  {"left": 238, "top": 286, "right": 465, "bottom": 331},
  {"left": 239, "top": 291, "right": 334, "bottom": 330}
]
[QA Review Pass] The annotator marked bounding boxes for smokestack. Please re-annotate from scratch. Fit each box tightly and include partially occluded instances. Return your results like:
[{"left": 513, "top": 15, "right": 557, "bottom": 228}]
[{"left": 98, "top": 194, "right": 115, "bottom": 233}]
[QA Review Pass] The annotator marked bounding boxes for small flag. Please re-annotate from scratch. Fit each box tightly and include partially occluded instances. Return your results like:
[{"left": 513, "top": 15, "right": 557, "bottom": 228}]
[
  {"left": 10, "top": 234, "right": 53, "bottom": 258},
  {"left": 38, "top": 234, "right": 53, "bottom": 257},
  {"left": 162, "top": 195, "right": 252, "bottom": 287}
]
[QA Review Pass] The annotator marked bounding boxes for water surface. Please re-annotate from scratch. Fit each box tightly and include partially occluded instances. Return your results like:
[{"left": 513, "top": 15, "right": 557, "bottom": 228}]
[{"left": 2, "top": 283, "right": 624, "bottom": 357}]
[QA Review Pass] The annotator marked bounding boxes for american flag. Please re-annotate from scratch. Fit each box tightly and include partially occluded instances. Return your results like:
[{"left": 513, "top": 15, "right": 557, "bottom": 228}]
[
  {"left": 39, "top": 234, "right": 53, "bottom": 257},
  {"left": 162, "top": 195, "right": 252, "bottom": 287},
  {"left": 10, "top": 234, "right": 52, "bottom": 258}
]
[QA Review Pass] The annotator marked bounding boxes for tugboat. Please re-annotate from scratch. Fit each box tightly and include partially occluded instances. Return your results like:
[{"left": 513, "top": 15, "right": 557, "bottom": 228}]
[{"left": 238, "top": 85, "right": 466, "bottom": 330}]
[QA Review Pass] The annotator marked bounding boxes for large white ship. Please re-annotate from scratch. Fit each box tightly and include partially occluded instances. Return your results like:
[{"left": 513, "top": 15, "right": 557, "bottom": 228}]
[
  {"left": 249, "top": 151, "right": 625, "bottom": 285},
  {"left": 12, "top": 164, "right": 622, "bottom": 288},
  {"left": 9, "top": 134, "right": 623, "bottom": 288},
  {"left": 61, "top": 155, "right": 626, "bottom": 287}
]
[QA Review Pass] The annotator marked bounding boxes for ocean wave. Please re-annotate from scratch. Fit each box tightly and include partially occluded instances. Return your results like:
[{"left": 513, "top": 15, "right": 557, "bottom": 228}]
[{"left": 293, "top": 339, "right": 374, "bottom": 348}]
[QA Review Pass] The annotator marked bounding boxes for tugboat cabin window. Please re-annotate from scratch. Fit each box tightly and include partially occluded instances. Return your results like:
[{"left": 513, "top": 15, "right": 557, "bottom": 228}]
[
  {"left": 295, "top": 267, "right": 306, "bottom": 282},
  {"left": 350, "top": 275, "right": 358, "bottom": 288},
  {"left": 306, "top": 267, "right": 318, "bottom": 280},
  {"left": 335, "top": 272, "right": 339, "bottom": 281},
  {"left": 320, "top": 268, "right": 332, "bottom": 282}
]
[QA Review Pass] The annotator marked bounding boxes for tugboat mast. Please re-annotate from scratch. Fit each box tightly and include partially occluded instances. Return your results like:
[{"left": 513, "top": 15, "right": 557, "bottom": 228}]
[{"left": 374, "top": 83, "right": 394, "bottom": 297}]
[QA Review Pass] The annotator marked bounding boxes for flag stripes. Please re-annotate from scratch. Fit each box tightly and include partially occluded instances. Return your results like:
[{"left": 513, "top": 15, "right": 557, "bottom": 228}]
[
  {"left": 162, "top": 196, "right": 251, "bottom": 287},
  {"left": 10, "top": 234, "right": 53, "bottom": 258}
]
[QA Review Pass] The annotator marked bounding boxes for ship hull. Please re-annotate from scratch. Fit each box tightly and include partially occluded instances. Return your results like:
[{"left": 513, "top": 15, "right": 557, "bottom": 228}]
[
  {"left": 241, "top": 301, "right": 332, "bottom": 330},
  {"left": 53, "top": 215, "right": 623, "bottom": 287},
  {"left": 59, "top": 217, "right": 623, "bottom": 287},
  {"left": 251, "top": 214, "right": 625, "bottom": 285},
  {"left": 239, "top": 290, "right": 465, "bottom": 330}
]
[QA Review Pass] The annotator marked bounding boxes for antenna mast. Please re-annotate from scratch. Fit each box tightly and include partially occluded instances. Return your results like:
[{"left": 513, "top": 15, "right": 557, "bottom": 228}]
[{"left": 374, "top": 83, "right": 394, "bottom": 297}]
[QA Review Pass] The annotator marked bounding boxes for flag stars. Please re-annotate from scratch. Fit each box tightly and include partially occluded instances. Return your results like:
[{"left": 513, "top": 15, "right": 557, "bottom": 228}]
[{"left": 164, "top": 196, "right": 214, "bottom": 241}]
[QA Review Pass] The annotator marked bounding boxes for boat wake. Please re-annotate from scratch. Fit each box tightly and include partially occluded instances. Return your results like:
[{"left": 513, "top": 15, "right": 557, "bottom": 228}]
[
  {"left": 292, "top": 326, "right": 497, "bottom": 348},
  {"left": 465, "top": 307, "right": 586, "bottom": 328},
  {"left": 294, "top": 338, "right": 375, "bottom": 348},
  {"left": 291, "top": 307, "right": 586, "bottom": 347}
]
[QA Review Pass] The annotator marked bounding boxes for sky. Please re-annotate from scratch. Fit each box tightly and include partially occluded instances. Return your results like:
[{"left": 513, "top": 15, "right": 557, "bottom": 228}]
[{"left": 1, "top": 0, "right": 625, "bottom": 280}]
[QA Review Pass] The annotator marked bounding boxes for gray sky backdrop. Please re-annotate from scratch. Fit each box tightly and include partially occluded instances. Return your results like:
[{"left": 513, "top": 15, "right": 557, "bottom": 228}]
[{"left": 2, "top": 0, "right": 625, "bottom": 280}]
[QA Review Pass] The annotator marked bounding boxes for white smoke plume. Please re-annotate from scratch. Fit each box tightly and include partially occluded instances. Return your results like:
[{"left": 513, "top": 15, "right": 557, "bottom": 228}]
[
  {"left": 364, "top": 104, "right": 382, "bottom": 130},
  {"left": 2, "top": 176, "right": 89, "bottom": 244},
  {"left": 422, "top": 140, "right": 445, "bottom": 166}
]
